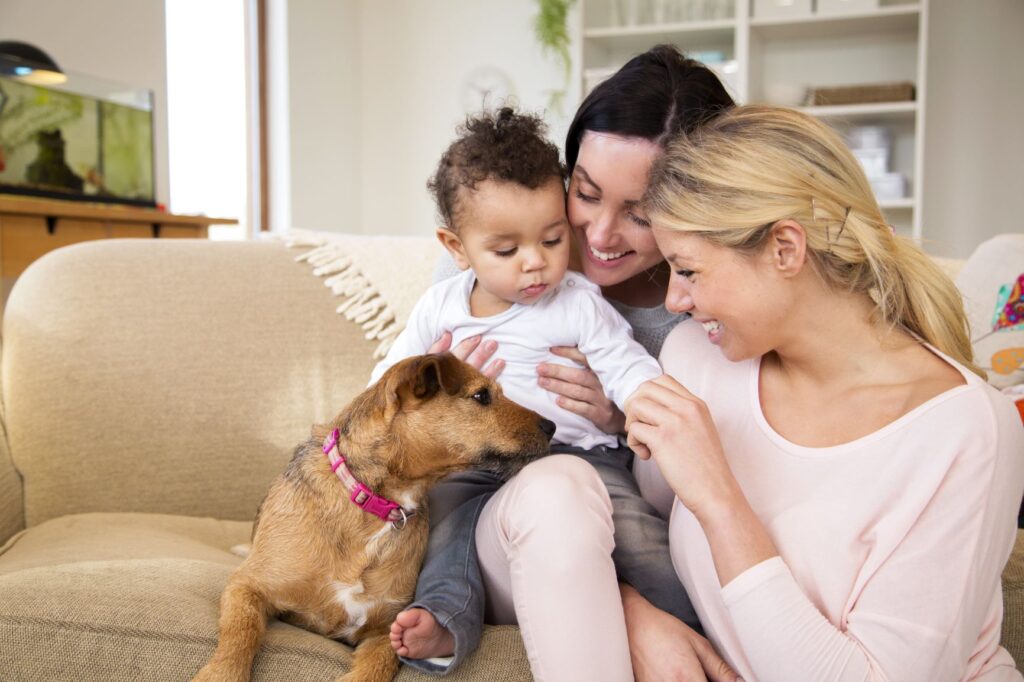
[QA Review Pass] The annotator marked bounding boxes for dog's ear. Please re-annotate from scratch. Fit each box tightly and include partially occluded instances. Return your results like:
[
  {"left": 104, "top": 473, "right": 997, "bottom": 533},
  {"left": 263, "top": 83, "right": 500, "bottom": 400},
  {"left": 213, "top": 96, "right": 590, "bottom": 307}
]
[
  {"left": 384, "top": 353, "right": 462, "bottom": 412},
  {"left": 407, "top": 354, "right": 443, "bottom": 400},
  {"left": 406, "top": 353, "right": 463, "bottom": 400},
  {"left": 423, "top": 352, "right": 464, "bottom": 397}
]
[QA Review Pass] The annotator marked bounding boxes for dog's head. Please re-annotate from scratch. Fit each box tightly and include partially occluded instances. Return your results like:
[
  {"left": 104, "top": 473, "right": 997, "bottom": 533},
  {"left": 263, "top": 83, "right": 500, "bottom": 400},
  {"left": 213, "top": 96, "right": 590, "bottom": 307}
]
[{"left": 335, "top": 353, "right": 554, "bottom": 484}]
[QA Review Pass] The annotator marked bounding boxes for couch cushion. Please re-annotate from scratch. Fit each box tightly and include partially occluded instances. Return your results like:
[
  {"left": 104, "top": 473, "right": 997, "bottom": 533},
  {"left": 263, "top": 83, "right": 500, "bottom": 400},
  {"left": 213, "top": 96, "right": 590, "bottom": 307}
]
[
  {"left": 956, "top": 233, "right": 1024, "bottom": 389},
  {"left": 1002, "top": 529, "right": 1024, "bottom": 670},
  {"left": 0, "top": 512, "right": 530, "bottom": 681},
  {"left": 2, "top": 240, "right": 380, "bottom": 526}
]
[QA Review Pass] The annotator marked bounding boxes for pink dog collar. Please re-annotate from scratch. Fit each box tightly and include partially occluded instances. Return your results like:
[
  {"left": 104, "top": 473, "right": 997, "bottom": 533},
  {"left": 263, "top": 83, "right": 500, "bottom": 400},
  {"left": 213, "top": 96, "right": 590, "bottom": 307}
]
[{"left": 322, "top": 428, "right": 412, "bottom": 528}]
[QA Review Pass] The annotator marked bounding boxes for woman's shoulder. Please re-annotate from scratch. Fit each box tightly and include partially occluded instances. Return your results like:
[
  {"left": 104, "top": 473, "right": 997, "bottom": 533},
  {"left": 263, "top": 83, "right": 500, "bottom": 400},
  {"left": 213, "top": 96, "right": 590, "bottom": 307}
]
[
  {"left": 913, "top": 345, "right": 1023, "bottom": 450},
  {"left": 905, "top": 381, "right": 1024, "bottom": 521},
  {"left": 659, "top": 318, "right": 747, "bottom": 388},
  {"left": 937, "top": 379, "right": 1024, "bottom": 457},
  {"left": 660, "top": 317, "right": 732, "bottom": 362},
  {"left": 853, "top": 361, "right": 1022, "bottom": 485}
]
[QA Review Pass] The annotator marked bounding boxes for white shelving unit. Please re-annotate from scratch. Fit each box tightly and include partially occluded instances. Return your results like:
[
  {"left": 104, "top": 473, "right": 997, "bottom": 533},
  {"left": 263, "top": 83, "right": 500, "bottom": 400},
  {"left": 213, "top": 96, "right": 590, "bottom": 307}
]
[{"left": 575, "top": 0, "right": 929, "bottom": 240}]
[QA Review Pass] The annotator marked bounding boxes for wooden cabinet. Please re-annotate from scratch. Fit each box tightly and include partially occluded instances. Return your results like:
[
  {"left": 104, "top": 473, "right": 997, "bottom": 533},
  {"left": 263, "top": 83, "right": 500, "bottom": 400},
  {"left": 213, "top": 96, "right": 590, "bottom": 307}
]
[{"left": 0, "top": 196, "right": 236, "bottom": 312}]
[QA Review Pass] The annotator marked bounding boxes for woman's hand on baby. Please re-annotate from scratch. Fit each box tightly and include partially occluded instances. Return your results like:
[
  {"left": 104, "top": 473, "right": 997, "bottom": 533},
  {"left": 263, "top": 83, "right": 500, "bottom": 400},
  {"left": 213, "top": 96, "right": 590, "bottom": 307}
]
[
  {"left": 625, "top": 375, "right": 739, "bottom": 519},
  {"left": 538, "top": 346, "right": 626, "bottom": 434},
  {"left": 622, "top": 585, "right": 740, "bottom": 682},
  {"left": 428, "top": 332, "right": 504, "bottom": 379}
]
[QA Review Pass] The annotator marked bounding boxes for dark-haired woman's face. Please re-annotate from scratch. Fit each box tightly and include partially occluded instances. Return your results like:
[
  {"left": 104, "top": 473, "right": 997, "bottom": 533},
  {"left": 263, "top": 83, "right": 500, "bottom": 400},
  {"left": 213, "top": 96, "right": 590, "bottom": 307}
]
[{"left": 567, "top": 132, "right": 665, "bottom": 300}]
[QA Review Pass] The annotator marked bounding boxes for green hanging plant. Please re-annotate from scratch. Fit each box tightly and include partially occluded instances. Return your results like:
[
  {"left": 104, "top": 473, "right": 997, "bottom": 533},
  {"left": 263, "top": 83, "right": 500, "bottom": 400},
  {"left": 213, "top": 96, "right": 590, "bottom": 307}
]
[{"left": 533, "top": 0, "right": 577, "bottom": 114}]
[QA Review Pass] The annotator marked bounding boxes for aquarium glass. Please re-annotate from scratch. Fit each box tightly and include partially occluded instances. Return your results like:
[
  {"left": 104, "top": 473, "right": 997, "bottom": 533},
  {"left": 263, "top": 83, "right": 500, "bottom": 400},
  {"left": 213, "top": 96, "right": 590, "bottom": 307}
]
[{"left": 0, "top": 72, "right": 155, "bottom": 206}]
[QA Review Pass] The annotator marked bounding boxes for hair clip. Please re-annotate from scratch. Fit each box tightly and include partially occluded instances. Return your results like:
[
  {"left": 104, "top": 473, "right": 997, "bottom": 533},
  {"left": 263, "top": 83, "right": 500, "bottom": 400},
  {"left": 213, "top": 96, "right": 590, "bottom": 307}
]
[{"left": 835, "top": 206, "right": 851, "bottom": 244}]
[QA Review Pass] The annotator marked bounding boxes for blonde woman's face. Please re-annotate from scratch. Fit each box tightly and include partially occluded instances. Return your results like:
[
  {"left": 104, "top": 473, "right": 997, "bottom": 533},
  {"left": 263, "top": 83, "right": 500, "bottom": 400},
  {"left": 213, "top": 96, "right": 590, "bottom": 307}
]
[
  {"left": 654, "top": 228, "right": 782, "bottom": 361},
  {"left": 567, "top": 133, "right": 665, "bottom": 291}
]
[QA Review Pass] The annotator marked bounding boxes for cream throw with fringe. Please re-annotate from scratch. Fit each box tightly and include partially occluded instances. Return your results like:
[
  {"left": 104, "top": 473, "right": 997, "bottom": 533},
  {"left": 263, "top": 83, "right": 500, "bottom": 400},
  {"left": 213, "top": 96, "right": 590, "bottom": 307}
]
[{"left": 283, "top": 229, "right": 442, "bottom": 358}]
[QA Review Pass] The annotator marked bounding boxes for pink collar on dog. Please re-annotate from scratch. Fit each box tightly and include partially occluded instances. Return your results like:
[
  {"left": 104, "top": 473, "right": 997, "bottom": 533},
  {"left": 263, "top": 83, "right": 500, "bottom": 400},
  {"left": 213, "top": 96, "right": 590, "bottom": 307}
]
[{"left": 322, "top": 428, "right": 412, "bottom": 528}]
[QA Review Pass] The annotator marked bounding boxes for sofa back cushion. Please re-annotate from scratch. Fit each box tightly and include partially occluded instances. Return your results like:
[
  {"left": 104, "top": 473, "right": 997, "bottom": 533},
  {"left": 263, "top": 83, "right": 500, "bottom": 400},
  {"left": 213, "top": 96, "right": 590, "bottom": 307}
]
[
  {"left": 2, "top": 240, "right": 378, "bottom": 526},
  {"left": 956, "top": 233, "right": 1024, "bottom": 389}
]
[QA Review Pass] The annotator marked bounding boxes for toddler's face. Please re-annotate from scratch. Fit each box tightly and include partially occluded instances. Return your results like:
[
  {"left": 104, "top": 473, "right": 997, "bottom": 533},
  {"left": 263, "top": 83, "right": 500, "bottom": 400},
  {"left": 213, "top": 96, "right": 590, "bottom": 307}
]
[{"left": 440, "top": 178, "right": 571, "bottom": 313}]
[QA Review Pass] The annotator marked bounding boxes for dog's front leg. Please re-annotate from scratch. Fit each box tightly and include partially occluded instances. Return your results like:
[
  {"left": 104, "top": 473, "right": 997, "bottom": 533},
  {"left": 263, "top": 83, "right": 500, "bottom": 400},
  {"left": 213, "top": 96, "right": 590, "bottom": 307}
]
[
  {"left": 338, "top": 632, "right": 401, "bottom": 682},
  {"left": 192, "top": 579, "right": 272, "bottom": 682}
]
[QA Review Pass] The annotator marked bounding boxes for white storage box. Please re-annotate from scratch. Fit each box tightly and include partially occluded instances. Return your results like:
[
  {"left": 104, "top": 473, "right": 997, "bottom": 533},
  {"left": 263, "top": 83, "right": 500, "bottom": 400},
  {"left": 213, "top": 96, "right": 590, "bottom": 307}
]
[
  {"left": 847, "top": 125, "right": 891, "bottom": 149},
  {"left": 754, "top": 0, "right": 812, "bottom": 19},
  {"left": 853, "top": 148, "right": 889, "bottom": 178},
  {"left": 817, "top": 0, "right": 879, "bottom": 15},
  {"left": 870, "top": 172, "right": 907, "bottom": 201}
]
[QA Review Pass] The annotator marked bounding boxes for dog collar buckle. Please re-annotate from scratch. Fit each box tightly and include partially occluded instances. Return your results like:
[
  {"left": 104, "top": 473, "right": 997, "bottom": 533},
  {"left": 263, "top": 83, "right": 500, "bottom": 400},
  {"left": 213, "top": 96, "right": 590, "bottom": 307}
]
[
  {"left": 350, "top": 482, "right": 401, "bottom": 521},
  {"left": 323, "top": 428, "right": 409, "bottom": 527}
]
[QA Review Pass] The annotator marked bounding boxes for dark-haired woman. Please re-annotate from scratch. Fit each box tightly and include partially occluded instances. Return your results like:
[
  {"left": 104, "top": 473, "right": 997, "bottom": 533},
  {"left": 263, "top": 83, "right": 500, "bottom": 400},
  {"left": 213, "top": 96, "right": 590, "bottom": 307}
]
[{"left": 392, "top": 46, "right": 739, "bottom": 681}]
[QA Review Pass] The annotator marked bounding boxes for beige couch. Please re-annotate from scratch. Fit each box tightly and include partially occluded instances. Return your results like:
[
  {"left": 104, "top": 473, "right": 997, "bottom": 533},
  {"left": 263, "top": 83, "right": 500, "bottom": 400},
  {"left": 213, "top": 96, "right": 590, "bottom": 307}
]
[{"left": 0, "top": 238, "right": 1020, "bottom": 680}]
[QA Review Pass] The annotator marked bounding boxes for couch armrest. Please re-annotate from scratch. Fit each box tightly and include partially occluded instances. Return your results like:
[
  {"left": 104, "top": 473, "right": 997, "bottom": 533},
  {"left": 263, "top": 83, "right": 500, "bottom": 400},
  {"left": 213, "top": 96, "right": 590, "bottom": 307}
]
[{"left": 2, "top": 240, "right": 380, "bottom": 527}]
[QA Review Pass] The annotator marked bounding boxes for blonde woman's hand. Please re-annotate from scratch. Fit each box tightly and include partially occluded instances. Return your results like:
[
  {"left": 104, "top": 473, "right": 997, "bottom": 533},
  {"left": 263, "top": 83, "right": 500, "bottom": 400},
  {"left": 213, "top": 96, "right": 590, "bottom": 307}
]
[
  {"left": 428, "top": 332, "right": 504, "bottom": 379},
  {"left": 538, "top": 346, "right": 626, "bottom": 434},
  {"left": 625, "top": 375, "right": 738, "bottom": 519},
  {"left": 622, "top": 585, "right": 740, "bottom": 682}
]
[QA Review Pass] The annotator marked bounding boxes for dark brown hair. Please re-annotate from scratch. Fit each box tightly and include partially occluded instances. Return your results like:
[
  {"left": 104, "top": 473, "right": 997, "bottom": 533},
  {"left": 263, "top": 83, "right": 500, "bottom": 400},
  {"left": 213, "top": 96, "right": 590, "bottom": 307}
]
[
  {"left": 428, "top": 107, "right": 566, "bottom": 230},
  {"left": 565, "top": 44, "right": 735, "bottom": 171}
]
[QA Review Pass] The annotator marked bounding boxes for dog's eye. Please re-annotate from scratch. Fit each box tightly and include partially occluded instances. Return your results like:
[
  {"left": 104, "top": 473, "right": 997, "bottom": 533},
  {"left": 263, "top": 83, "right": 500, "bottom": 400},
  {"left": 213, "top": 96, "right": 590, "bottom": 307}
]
[{"left": 472, "top": 388, "right": 491, "bottom": 406}]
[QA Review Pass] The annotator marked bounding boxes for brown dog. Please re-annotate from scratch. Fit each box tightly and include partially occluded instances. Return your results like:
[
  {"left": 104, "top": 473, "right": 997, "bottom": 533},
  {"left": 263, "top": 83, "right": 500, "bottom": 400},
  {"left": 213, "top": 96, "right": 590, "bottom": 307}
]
[{"left": 192, "top": 353, "right": 554, "bottom": 682}]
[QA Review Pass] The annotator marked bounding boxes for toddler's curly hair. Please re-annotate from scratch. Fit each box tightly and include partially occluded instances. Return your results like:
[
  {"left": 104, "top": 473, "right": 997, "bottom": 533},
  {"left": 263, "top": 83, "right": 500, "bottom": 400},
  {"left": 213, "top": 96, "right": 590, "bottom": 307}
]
[{"left": 428, "top": 107, "right": 567, "bottom": 231}]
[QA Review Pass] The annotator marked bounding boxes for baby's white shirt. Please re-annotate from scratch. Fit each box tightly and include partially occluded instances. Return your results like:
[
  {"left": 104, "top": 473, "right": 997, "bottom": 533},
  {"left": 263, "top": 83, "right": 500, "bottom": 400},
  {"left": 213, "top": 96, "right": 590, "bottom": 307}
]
[{"left": 369, "top": 269, "right": 662, "bottom": 449}]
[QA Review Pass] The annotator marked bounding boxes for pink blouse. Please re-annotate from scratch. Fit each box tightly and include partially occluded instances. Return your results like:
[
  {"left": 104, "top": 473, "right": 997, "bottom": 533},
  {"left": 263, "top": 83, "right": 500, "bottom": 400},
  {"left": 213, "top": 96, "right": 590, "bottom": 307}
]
[{"left": 637, "top": 319, "right": 1024, "bottom": 681}]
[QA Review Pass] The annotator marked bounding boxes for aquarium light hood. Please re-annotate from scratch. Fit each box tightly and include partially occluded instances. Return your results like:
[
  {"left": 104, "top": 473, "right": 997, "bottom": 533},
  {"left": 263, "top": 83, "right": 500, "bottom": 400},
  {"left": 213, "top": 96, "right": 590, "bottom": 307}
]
[{"left": 0, "top": 41, "right": 67, "bottom": 86}]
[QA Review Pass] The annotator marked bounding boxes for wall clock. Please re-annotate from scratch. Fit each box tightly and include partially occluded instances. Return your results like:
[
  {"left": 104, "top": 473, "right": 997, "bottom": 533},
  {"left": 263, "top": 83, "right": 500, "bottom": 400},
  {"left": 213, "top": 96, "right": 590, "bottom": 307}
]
[{"left": 460, "top": 66, "right": 516, "bottom": 113}]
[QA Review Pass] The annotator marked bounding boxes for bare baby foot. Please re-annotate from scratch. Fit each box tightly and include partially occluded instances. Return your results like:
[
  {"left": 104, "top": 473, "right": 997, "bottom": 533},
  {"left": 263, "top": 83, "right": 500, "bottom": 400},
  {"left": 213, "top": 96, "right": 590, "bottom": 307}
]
[{"left": 389, "top": 608, "right": 455, "bottom": 659}]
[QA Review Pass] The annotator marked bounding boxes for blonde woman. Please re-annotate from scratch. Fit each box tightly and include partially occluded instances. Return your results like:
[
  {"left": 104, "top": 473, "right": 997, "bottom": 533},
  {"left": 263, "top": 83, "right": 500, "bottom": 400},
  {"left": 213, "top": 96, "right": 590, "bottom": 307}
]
[{"left": 625, "top": 105, "right": 1024, "bottom": 681}]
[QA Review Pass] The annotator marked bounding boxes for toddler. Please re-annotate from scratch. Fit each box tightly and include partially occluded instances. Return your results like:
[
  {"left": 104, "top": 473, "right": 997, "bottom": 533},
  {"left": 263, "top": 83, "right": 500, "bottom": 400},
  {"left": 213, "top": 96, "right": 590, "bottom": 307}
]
[{"left": 372, "top": 108, "right": 698, "bottom": 673}]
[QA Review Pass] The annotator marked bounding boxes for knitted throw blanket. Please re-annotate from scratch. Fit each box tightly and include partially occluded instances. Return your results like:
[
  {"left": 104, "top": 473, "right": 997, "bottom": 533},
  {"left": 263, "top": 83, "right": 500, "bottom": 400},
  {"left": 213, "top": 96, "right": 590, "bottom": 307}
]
[{"left": 283, "top": 229, "right": 440, "bottom": 358}]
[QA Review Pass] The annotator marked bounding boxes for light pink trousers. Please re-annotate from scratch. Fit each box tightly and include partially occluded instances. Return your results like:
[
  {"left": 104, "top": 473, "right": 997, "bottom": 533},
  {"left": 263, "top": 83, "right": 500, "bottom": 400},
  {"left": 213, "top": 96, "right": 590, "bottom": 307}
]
[{"left": 474, "top": 454, "right": 635, "bottom": 681}]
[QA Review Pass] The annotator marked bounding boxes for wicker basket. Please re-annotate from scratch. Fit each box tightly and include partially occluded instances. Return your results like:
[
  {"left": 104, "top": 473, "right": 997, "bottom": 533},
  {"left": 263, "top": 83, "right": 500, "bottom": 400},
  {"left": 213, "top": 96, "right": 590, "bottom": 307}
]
[{"left": 809, "top": 82, "right": 916, "bottom": 106}]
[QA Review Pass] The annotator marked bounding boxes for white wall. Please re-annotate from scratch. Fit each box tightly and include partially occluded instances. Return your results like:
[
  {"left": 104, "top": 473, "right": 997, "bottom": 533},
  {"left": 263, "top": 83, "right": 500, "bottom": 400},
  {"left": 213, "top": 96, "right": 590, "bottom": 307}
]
[
  {"left": 283, "top": 0, "right": 362, "bottom": 233},
  {"left": 277, "top": 0, "right": 1022, "bottom": 258},
  {"left": 0, "top": 0, "right": 171, "bottom": 205},
  {"left": 277, "top": 0, "right": 577, "bottom": 235},
  {"left": 356, "top": 1, "right": 579, "bottom": 236},
  {"left": 922, "top": 0, "right": 1024, "bottom": 259}
]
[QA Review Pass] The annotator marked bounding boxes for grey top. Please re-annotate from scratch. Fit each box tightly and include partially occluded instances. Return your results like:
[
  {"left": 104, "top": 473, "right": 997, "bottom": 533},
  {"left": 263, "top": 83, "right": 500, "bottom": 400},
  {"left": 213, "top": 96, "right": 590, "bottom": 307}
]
[
  {"left": 431, "top": 251, "right": 685, "bottom": 357},
  {"left": 606, "top": 297, "right": 686, "bottom": 358}
]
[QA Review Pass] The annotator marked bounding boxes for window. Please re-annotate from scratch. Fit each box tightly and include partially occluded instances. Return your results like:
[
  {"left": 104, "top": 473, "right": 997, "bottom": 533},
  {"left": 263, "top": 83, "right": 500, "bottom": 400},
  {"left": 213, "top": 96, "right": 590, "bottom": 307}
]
[{"left": 165, "top": 0, "right": 250, "bottom": 239}]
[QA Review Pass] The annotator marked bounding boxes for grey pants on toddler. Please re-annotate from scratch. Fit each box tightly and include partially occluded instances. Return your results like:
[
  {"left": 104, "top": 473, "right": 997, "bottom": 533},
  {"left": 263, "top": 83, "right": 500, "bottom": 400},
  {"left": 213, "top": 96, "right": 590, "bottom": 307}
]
[{"left": 399, "top": 444, "right": 701, "bottom": 675}]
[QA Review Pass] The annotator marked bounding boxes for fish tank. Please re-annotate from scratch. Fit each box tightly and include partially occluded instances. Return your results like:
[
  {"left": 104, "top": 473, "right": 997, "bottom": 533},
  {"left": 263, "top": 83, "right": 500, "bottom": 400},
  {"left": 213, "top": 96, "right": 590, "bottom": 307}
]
[{"left": 0, "top": 71, "right": 155, "bottom": 207}]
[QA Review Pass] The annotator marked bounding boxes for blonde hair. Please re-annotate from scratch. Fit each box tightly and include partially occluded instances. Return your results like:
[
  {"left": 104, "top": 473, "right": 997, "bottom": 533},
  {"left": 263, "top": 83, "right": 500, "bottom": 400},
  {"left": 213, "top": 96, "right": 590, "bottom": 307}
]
[{"left": 645, "top": 105, "right": 982, "bottom": 377}]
